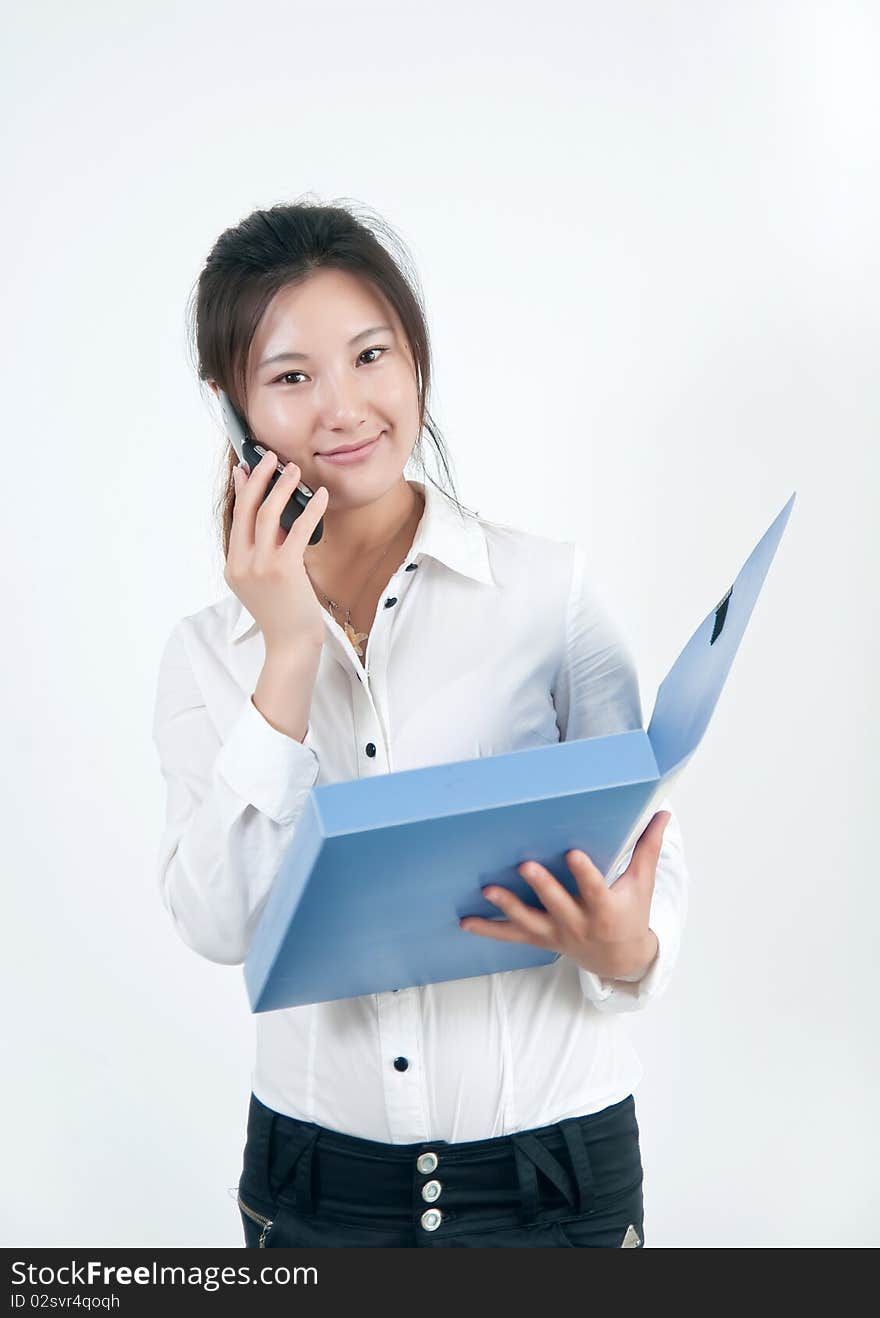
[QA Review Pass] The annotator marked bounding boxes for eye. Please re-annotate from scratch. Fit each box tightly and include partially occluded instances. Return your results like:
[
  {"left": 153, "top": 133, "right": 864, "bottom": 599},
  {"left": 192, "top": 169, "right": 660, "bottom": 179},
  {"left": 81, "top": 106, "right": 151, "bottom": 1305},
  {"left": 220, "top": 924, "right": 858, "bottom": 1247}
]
[
  {"left": 274, "top": 346, "right": 389, "bottom": 386},
  {"left": 359, "top": 346, "right": 388, "bottom": 366}
]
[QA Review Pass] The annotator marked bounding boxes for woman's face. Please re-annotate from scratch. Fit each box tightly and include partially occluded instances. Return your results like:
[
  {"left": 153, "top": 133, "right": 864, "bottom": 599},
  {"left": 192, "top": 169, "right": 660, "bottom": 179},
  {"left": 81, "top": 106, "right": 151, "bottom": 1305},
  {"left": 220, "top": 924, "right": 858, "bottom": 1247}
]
[{"left": 241, "top": 267, "right": 421, "bottom": 509}]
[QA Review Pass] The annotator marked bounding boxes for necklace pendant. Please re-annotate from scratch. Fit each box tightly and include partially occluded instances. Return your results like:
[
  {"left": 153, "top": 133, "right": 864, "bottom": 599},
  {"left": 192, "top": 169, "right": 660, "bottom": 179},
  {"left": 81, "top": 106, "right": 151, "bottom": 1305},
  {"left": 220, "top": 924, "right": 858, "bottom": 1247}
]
[{"left": 344, "top": 621, "right": 369, "bottom": 657}]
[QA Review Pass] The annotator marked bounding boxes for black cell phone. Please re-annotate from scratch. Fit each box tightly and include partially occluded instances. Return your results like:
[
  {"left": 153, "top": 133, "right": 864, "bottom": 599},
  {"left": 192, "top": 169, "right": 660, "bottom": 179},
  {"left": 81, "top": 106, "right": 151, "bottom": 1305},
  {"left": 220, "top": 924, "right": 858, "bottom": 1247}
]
[{"left": 218, "top": 389, "right": 324, "bottom": 545}]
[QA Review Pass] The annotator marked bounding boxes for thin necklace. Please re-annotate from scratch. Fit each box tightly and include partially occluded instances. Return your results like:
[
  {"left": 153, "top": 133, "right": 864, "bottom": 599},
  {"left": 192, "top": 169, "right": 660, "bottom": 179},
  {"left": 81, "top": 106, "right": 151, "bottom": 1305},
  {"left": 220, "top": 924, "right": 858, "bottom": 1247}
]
[{"left": 305, "top": 493, "right": 422, "bottom": 658}]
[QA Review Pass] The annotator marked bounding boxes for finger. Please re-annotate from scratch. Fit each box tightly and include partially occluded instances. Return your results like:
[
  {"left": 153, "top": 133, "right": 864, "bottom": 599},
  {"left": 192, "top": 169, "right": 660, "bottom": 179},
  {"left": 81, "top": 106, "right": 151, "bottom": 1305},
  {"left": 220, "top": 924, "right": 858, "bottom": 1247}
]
[
  {"left": 466, "top": 885, "right": 555, "bottom": 943},
  {"left": 517, "top": 861, "right": 584, "bottom": 927},
  {"left": 281, "top": 480, "right": 329, "bottom": 556},
  {"left": 458, "top": 913, "right": 536, "bottom": 944},
  {"left": 564, "top": 848, "right": 609, "bottom": 905},
  {"left": 231, "top": 460, "right": 249, "bottom": 497},
  {"left": 228, "top": 448, "right": 278, "bottom": 558},
  {"left": 254, "top": 459, "right": 303, "bottom": 555},
  {"left": 631, "top": 811, "right": 671, "bottom": 881}
]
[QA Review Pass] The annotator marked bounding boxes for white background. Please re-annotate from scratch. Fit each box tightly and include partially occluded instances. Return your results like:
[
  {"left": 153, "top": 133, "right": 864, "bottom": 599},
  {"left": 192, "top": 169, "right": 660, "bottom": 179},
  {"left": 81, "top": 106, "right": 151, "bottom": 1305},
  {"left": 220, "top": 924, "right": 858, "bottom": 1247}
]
[{"left": 2, "top": 0, "right": 877, "bottom": 1248}]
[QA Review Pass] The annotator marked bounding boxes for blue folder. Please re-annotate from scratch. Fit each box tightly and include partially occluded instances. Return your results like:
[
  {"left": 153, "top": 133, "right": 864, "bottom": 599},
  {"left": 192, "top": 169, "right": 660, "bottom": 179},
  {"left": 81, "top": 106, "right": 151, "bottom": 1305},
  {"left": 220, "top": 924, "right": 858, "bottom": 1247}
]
[{"left": 244, "top": 494, "right": 796, "bottom": 1012}]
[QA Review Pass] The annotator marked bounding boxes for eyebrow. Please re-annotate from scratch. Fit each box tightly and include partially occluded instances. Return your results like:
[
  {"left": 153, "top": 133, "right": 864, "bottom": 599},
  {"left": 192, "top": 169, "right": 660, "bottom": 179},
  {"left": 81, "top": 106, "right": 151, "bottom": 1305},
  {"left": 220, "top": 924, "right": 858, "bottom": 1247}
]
[{"left": 258, "top": 325, "right": 394, "bottom": 370}]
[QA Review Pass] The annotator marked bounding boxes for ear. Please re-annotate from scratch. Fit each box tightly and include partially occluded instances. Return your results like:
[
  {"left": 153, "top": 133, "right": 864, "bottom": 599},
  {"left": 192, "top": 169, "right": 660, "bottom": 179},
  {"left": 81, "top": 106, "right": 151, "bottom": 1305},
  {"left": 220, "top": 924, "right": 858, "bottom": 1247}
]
[{"left": 208, "top": 379, "right": 219, "bottom": 396}]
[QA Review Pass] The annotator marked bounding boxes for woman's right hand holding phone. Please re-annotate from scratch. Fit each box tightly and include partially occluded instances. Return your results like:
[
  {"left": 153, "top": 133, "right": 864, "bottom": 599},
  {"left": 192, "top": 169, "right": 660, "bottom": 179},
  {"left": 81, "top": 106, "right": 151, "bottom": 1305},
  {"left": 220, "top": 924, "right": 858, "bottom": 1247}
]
[{"left": 225, "top": 450, "right": 329, "bottom": 657}]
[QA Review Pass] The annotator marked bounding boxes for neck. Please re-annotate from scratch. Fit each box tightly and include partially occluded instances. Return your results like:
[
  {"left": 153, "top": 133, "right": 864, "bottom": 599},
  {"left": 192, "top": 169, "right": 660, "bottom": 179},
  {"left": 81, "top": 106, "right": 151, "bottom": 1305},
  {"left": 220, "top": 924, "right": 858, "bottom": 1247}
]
[{"left": 303, "top": 479, "right": 423, "bottom": 578}]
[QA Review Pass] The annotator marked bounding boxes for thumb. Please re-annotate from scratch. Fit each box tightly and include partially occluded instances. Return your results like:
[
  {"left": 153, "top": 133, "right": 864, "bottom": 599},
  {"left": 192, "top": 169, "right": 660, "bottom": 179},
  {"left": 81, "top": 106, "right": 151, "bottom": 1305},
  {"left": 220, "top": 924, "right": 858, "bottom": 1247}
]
[
  {"left": 653, "top": 810, "right": 672, "bottom": 845},
  {"left": 634, "top": 810, "right": 671, "bottom": 873}
]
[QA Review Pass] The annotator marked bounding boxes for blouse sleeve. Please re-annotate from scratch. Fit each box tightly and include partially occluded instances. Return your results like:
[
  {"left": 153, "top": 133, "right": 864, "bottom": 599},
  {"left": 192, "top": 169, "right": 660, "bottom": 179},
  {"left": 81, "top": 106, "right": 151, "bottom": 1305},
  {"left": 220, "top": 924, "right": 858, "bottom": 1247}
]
[
  {"left": 551, "top": 544, "right": 691, "bottom": 1013},
  {"left": 151, "top": 620, "right": 320, "bottom": 965}
]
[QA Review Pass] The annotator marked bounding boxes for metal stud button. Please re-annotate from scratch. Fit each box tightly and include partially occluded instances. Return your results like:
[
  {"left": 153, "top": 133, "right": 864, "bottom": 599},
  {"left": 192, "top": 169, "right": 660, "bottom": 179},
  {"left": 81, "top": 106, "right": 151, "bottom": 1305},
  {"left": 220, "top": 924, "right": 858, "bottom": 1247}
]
[
  {"left": 421, "top": 1179, "right": 442, "bottom": 1202},
  {"left": 420, "top": 1208, "right": 442, "bottom": 1231},
  {"left": 416, "top": 1151, "right": 439, "bottom": 1174}
]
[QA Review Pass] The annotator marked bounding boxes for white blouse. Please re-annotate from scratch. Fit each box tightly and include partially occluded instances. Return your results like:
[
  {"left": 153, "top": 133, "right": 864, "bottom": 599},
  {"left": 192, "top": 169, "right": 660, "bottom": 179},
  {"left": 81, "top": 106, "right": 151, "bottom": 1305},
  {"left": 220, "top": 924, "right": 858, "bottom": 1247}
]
[{"left": 151, "top": 478, "right": 690, "bottom": 1143}]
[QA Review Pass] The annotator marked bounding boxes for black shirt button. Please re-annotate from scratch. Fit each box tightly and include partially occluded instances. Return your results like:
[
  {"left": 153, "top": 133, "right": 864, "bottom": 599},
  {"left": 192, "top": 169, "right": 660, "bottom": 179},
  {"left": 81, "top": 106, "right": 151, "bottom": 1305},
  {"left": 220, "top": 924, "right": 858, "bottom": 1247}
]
[
  {"left": 393, "top": 1056, "right": 409, "bottom": 1072},
  {"left": 365, "top": 742, "right": 376, "bottom": 757},
  {"left": 384, "top": 597, "right": 397, "bottom": 607},
  {"left": 405, "top": 563, "right": 418, "bottom": 571}
]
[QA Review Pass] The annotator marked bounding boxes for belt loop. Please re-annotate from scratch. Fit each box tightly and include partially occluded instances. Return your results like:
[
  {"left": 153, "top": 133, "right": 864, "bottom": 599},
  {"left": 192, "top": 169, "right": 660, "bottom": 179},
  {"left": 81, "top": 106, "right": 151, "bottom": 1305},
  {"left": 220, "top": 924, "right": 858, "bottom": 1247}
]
[
  {"left": 295, "top": 1130, "right": 320, "bottom": 1216},
  {"left": 511, "top": 1136, "right": 540, "bottom": 1225},
  {"left": 268, "top": 1125, "right": 319, "bottom": 1209},
  {"left": 559, "top": 1119, "right": 595, "bottom": 1214}
]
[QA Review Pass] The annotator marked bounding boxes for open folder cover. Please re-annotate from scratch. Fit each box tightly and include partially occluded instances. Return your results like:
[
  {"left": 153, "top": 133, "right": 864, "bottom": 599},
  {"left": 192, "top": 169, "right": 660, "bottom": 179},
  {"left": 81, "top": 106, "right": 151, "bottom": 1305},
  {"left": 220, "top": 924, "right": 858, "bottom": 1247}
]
[{"left": 244, "top": 494, "right": 796, "bottom": 1012}]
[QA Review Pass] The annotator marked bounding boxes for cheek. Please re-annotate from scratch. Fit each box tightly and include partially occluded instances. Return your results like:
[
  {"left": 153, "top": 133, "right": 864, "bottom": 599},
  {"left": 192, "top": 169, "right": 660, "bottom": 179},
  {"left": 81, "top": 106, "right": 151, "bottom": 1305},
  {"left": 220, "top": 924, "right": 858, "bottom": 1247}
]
[
  {"left": 384, "top": 372, "right": 413, "bottom": 399},
  {"left": 384, "top": 381, "right": 422, "bottom": 431},
  {"left": 261, "top": 398, "right": 301, "bottom": 436},
  {"left": 386, "top": 354, "right": 419, "bottom": 393}
]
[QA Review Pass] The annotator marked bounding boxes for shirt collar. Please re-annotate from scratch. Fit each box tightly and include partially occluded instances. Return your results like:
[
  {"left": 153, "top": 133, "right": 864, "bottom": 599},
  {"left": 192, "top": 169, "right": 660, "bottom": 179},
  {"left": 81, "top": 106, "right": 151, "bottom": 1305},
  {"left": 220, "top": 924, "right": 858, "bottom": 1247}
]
[{"left": 227, "top": 478, "right": 494, "bottom": 643}]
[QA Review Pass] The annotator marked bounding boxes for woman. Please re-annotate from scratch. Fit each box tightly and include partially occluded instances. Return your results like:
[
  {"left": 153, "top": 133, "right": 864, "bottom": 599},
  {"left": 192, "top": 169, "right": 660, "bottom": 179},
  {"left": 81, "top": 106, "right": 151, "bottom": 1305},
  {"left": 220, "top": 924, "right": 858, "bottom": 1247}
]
[{"left": 152, "top": 199, "right": 690, "bottom": 1249}]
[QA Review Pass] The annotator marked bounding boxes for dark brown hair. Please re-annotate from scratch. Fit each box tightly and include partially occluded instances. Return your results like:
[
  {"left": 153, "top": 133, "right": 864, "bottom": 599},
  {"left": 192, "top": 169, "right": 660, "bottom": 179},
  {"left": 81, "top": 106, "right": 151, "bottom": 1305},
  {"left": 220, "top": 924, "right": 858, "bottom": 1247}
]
[{"left": 185, "top": 195, "right": 477, "bottom": 559}]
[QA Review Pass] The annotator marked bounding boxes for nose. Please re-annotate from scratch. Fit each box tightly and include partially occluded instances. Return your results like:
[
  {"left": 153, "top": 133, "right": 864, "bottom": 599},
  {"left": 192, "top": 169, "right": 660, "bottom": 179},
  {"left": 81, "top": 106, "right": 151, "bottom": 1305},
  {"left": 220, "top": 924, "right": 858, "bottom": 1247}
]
[{"left": 314, "top": 363, "right": 371, "bottom": 420}]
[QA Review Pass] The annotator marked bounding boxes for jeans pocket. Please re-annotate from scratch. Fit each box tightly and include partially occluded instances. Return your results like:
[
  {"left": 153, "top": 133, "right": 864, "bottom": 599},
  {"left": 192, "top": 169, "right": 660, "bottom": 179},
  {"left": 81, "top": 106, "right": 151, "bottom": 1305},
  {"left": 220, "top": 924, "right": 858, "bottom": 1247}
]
[
  {"left": 552, "top": 1176, "right": 644, "bottom": 1248},
  {"left": 237, "top": 1190, "right": 276, "bottom": 1248},
  {"left": 552, "top": 1216, "right": 644, "bottom": 1248}
]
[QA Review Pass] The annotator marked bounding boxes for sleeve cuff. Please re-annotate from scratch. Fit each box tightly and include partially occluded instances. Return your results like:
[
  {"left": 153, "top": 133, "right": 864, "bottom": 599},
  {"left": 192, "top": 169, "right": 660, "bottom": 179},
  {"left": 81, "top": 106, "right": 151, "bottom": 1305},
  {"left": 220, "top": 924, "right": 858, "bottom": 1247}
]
[
  {"left": 576, "top": 896, "right": 678, "bottom": 1006},
  {"left": 214, "top": 693, "right": 320, "bottom": 824}
]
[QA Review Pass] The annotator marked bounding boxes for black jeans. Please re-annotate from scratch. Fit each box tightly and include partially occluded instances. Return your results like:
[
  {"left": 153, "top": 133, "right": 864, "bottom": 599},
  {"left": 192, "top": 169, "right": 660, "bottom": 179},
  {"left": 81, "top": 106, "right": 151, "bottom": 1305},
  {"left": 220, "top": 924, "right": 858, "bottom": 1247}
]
[{"left": 237, "top": 1092, "right": 645, "bottom": 1248}]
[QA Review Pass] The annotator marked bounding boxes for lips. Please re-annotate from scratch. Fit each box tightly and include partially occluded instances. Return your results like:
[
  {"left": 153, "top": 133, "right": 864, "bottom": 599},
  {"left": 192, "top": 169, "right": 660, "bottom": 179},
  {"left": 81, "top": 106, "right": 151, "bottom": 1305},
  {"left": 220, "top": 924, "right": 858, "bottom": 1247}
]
[{"left": 319, "top": 433, "right": 383, "bottom": 456}]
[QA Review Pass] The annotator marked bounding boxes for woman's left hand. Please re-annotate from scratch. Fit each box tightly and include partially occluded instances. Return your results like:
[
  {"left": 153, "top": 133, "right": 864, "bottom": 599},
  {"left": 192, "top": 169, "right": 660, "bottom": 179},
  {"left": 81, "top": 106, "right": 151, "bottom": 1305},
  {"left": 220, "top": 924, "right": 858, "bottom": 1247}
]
[{"left": 459, "top": 811, "right": 671, "bottom": 980}]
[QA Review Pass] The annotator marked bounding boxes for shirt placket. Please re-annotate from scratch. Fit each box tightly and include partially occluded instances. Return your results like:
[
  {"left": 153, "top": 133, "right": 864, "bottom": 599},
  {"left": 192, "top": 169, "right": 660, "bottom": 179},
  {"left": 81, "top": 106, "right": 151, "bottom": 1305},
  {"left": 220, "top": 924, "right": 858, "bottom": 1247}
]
[
  {"left": 321, "top": 559, "right": 419, "bottom": 771},
  {"left": 324, "top": 558, "right": 428, "bottom": 1140},
  {"left": 376, "top": 984, "right": 428, "bottom": 1142}
]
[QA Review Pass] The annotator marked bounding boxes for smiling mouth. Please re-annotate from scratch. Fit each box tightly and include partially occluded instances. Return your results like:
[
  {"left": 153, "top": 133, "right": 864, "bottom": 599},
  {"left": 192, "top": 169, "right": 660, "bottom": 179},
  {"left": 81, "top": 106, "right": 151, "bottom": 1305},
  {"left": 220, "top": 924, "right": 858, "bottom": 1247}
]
[{"left": 317, "top": 432, "right": 383, "bottom": 456}]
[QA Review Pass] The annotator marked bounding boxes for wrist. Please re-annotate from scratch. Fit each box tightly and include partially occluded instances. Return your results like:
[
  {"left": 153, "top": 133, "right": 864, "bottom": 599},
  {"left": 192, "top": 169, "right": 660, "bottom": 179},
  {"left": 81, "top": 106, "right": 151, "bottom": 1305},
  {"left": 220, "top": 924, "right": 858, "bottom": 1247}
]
[
  {"left": 616, "top": 930, "right": 659, "bottom": 981},
  {"left": 573, "top": 930, "right": 659, "bottom": 982},
  {"left": 263, "top": 639, "right": 323, "bottom": 668},
  {"left": 254, "top": 643, "right": 322, "bottom": 743}
]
